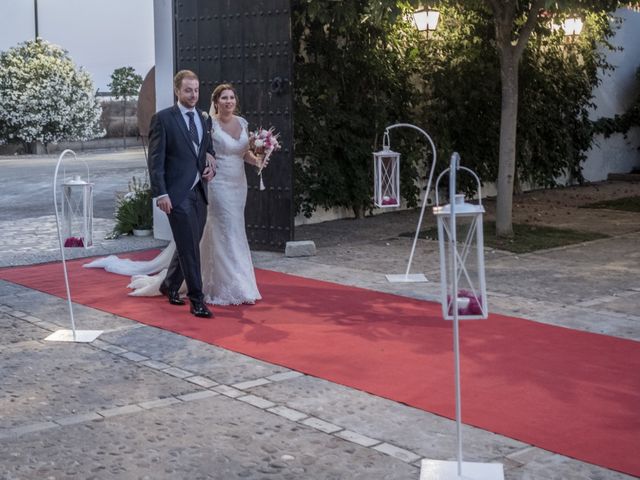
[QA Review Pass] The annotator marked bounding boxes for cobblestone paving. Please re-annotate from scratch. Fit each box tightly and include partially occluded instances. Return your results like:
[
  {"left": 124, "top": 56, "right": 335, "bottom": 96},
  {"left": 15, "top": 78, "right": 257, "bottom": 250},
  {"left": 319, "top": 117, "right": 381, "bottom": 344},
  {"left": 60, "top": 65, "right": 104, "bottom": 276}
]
[
  {"left": 0, "top": 216, "right": 167, "bottom": 268},
  {"left": 1, "top": 175, "right": 639, "bottom": 478},
  {"left": 1, "top": 300, "right": 635, "bottom": 479}
]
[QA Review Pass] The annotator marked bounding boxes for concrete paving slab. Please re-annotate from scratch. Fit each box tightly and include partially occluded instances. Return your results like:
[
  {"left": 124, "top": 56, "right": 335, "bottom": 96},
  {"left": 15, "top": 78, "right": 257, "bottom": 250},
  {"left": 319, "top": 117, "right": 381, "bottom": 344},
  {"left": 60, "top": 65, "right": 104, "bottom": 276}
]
[
  {"left": 504, "top": 452, "right": 635, "bottom": 480},
  {"left": 248, "top": 374, "right": 525, "bottom": 462},
  {"left": 486, "top": 233, "right": 640, "bottom": 305},
  {"left": 0, "top": 340, "right": 199, "bottom": 429},
  {"left": 0, "top": 395, "right": 419, "bottom": 480},
  {"left": 0, "top": 312, "right": 50, "bottom": 344},
  {"left": 0, "top": 287, "right": 139, "bottom": 332},
  {"left": 103, "top": 325, "right": 289, "bottom": 385}
]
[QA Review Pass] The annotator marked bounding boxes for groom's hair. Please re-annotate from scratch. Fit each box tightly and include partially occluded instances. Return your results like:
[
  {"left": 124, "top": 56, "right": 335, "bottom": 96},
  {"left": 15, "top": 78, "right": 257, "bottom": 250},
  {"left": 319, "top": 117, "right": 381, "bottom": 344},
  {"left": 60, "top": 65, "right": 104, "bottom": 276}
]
[{"left": 174, "top": 70, "right": 199, "bottom": 90}]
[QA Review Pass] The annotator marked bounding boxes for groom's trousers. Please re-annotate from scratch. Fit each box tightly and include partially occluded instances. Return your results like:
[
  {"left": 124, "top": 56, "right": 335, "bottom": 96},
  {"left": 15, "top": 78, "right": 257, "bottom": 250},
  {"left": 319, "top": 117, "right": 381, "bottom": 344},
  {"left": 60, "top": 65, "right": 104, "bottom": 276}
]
[{"left": 164, "top": 184, "right": 207, "bottom": 303}]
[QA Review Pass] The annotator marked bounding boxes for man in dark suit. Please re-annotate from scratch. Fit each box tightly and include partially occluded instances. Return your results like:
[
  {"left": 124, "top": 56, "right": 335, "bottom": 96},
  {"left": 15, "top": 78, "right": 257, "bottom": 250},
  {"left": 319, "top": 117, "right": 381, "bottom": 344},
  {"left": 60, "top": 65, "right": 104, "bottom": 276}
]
[{"left": 148, "top": 70, "right": 215, "bottom": 318}]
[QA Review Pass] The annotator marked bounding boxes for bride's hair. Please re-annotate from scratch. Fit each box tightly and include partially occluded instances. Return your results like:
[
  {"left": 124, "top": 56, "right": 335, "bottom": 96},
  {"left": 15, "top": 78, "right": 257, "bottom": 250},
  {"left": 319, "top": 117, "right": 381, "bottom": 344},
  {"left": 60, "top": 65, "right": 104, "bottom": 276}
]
[{"left": 210, "top": 83, "right": 239, "bottom": 116}]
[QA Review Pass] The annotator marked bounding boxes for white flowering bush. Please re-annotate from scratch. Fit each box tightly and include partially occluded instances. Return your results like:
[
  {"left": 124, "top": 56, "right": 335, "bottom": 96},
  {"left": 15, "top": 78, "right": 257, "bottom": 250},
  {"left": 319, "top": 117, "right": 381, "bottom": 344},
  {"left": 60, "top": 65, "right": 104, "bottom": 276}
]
[{"left": 0, "top": 39, "right": 104, "bottom": 148}]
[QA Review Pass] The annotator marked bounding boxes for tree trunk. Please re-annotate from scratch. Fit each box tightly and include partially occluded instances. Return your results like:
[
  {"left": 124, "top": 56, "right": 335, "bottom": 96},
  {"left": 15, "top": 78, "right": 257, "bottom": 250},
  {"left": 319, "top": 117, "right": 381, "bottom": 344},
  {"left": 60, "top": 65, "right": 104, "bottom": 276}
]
[
  {"left": 495, "top": 48, "right": 519, "bottom": 238},
  {"left": 122, "top": 98, "right": 127, "bottom": 149},
  {"left": 489, "top": 0, "right": 543, "bottom": 238},
  {"left": 27, "top": 141, "right": 46, "bottom": 155}
]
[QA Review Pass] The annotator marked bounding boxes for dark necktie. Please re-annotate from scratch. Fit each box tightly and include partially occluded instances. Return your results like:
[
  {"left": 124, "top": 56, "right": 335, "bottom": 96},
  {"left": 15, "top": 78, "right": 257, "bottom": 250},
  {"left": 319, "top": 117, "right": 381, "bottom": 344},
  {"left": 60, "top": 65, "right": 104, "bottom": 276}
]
[{"left": 186, "top": 111, "right": 199, "bottom": 146}]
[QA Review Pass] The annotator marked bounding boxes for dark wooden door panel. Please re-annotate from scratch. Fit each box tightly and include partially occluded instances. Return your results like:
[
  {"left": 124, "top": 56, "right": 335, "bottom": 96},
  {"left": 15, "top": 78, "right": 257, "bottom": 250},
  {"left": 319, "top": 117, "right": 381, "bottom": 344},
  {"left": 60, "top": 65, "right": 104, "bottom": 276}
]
[{"left": 175, "top": 0, "right": 294, "bottom": 250}]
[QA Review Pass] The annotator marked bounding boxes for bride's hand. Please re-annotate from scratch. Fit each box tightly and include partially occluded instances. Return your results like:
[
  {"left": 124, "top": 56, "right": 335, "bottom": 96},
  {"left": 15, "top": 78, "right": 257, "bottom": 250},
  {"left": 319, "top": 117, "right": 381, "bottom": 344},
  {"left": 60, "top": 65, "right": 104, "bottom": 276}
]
[
  {"left": 255, "top": 153, "right": 265, "bottom": 169},
  {"left": 206, "top": 152, "right": 216, "bottom": 168},
  {"left": 204, "top": 153, "right": 216, "bottom": 180}
]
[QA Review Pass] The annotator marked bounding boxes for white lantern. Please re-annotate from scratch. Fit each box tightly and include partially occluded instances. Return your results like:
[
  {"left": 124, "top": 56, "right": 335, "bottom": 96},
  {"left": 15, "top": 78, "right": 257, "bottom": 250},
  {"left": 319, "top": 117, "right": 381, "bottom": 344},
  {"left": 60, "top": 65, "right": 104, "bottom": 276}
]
[
  {"left": 432, "top": 154, "right": 487, "bottom": 320},
  {"left": 373, "top": 131, "right": 401, "bottom": 208},
  {"left": 61, "top": 174, "right": 93, "bottom": 248}
]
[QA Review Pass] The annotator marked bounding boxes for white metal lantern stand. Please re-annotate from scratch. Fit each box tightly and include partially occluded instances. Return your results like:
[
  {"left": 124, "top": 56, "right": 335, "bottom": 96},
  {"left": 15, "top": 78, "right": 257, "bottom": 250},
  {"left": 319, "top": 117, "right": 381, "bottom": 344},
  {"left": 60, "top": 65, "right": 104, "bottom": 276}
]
[
  {"left": 376, "top": 124, "right": 437, "bottom": 283},
  {"left": 420, "top": 153, "right": 502, "bottom": 480},
  {"left": 373, "top": 131, "right": 401, "bottom": 208},
  {"left": 47, "top": 149, "right": 103, "bottom": 343}
]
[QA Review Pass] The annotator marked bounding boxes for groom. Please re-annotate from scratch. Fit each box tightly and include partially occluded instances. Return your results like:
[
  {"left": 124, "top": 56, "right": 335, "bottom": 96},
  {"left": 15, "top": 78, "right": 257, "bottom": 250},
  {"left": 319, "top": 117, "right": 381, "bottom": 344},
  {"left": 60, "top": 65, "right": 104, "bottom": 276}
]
[{"left": 148, "top": 70, "right": 215, "bottom": 318}]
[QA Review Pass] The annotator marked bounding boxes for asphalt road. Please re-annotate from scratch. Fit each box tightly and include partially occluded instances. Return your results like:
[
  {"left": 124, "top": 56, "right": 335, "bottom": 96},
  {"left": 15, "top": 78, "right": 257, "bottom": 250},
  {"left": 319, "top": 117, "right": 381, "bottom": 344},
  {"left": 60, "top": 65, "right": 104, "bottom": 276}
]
[{"left": 0, "top": 148, "right": 149, "bottom": 221}]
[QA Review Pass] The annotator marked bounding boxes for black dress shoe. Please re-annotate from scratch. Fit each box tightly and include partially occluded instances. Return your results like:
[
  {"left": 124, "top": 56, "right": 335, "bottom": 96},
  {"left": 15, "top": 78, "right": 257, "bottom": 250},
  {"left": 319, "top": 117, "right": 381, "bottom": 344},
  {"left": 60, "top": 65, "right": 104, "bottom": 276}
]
[
  {"left": 159, "top": 285, "right": 185, "bottom": 306},
  {"left": 190, "top": 301, "right": 213, "bottom": 318}
]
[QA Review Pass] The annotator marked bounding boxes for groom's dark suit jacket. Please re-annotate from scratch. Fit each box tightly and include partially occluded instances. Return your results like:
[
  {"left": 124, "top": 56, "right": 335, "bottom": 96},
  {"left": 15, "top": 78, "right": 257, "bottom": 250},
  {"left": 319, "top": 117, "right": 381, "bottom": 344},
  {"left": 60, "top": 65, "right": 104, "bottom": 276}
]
[{"left": 147, "top": 105, "right": 214, "bottom": 208}]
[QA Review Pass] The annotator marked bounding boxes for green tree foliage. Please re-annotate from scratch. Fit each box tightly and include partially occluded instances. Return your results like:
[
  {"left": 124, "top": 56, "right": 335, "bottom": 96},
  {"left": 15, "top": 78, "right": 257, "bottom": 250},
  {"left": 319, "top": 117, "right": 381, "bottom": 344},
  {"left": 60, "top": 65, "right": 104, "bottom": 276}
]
[
  {"left": 0, "top": 39, "right": 104, "bottom": 149},
  {"left": 416, "top": 6, "right": 501, "bottom": 191},
  {"left": 518, "top": 10, "right": 617, "bottom": 186},
  {"left": 420, "top": 5, "right": 617, "bottom": 192},
  {"left": 292, "top": 0, "right": 425, "bottom": 218},
  {"left": 458, "top": 0, "right": 623, "bottom": 236},
  {"left": 292, "top": 0, "right": 630, "bottom": 222},
  {"left": 109, "top": 66, "right": 143, "bottom": 102},
  {"left": 108, "top": 66, "right": 143, "bottom": 146}
]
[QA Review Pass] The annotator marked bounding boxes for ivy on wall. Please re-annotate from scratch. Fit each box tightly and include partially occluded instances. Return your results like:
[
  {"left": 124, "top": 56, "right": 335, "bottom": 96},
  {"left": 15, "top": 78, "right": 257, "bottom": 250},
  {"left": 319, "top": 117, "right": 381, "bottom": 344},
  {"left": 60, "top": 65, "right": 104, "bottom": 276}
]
[{"left": 594, "top": 66, "right": 640, "bottom": 148}]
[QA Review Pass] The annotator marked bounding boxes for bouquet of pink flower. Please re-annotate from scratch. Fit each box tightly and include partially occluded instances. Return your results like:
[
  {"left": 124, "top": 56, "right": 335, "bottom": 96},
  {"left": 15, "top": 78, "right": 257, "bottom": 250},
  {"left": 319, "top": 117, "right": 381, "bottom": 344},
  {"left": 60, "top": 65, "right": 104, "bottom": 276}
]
[{"left": 249, "top": 127, "right": 281, "bottom": 190}]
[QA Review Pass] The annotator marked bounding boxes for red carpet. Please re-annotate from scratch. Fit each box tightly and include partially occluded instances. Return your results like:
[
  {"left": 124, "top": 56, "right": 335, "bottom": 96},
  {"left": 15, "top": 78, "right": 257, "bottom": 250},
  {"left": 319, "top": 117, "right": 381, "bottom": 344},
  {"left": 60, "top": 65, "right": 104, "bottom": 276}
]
[{"left": 1, "top": 251, "right": 639, "bottom": 477}]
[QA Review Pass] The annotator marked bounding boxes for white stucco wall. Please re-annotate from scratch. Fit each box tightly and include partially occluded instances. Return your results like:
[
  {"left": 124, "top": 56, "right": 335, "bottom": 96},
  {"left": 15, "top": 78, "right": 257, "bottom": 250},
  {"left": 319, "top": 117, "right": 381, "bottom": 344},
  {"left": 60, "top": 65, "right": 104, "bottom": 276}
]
[
  {"left": 151, "top": 0, "right": 175, "bottom": 241},
  {"left": 582, "top": 8, "right": 640, "bottom": 181},
  {"left": 153, "top": 0, "right": 175, "bottom": 113}
]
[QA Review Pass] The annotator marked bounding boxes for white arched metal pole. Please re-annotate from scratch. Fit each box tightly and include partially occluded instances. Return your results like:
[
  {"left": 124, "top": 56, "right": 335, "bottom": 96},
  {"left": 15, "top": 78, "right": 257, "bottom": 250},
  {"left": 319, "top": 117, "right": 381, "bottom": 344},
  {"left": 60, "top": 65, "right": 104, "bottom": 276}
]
[
  {"left": 384, "top": 123, "right": 437, "bottom": 283},
  {"left": 53, "top": 150, "right": 79, "bottom": 337},
  {"left": 420, "top": 153, "right": 503, "bottom": 479},
  {"left": 46, "top": 149, "right": 102, "bottom": 343},
  {"left": 448, "top": 153, "right": 463, "bottom": 474}
]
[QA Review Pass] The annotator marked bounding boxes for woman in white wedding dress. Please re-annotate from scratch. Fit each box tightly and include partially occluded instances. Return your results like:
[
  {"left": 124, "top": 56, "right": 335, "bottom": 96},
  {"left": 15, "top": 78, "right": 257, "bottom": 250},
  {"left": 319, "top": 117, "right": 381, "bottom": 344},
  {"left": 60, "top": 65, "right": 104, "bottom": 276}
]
[{"left": 86, "top": 84, "right": 262, "bottom": 305}]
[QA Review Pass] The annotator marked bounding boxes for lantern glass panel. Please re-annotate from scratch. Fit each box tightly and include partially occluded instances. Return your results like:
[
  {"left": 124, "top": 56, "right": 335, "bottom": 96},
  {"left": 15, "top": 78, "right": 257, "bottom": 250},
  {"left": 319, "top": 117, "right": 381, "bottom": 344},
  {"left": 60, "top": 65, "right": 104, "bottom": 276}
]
[
  {"left": 435, "top": 203, "right": 487, "bottom": 320},
  {"left": 61, "top": 180, "right": 93, "bottom": 248},
  {"left": 373, "top": 150, "right": 400, "bottom": 208}
]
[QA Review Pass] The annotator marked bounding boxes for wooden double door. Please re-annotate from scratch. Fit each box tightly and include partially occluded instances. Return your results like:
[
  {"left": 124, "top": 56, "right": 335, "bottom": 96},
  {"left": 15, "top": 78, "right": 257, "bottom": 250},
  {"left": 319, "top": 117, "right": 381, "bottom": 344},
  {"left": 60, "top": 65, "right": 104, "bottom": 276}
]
[{"left": 175, "top": 0, "right": 294, "bottom": 250}]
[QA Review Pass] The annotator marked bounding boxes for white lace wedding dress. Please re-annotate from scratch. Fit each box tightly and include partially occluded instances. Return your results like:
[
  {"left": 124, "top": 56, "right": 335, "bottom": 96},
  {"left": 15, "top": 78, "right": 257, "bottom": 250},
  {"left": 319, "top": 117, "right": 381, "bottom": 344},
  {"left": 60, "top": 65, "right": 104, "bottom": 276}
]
[{"left": 86, "top": 115, "right": 261, "bottom": 306}]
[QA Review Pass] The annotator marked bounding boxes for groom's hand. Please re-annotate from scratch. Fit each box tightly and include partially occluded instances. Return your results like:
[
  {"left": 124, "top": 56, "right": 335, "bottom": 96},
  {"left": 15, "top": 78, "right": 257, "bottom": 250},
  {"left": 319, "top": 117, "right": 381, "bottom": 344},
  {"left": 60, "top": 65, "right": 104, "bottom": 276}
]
[{"left": 157, "top": 196, "right": 172, "bottom": 214}]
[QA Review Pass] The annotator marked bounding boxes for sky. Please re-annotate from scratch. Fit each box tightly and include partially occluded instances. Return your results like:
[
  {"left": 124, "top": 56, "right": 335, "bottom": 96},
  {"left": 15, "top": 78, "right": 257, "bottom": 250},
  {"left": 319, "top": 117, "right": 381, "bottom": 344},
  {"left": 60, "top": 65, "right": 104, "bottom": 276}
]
[{"left": 0, "top": 0, "right": 155, "bottom": 91}]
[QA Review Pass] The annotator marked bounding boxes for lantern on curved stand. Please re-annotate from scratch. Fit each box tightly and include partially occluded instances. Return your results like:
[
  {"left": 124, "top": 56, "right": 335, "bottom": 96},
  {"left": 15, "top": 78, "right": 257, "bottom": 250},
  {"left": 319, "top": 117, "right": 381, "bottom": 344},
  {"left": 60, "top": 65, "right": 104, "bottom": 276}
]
[
  {"left": 48, "top": 149, "right": 103, "bottom": 343},
  {"left": 373, "top": 130, "right": 401, "bottom": 208},
  {"left": 374, "top": 123, "right": 438, "bottom": 283},
  {"left": 420, "top": 153, "right": 502, "bottom": 480},
  {"left": 433, "top": 157, "right": 487, "bottom": 320}
]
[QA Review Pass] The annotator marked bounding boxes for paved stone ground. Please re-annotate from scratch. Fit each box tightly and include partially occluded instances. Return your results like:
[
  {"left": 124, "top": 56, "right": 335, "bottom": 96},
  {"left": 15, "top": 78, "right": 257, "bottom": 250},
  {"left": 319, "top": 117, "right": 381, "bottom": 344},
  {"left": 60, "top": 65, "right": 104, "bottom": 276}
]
[{"left": 1, "top": 173, "right": 639, "bottom": 479}]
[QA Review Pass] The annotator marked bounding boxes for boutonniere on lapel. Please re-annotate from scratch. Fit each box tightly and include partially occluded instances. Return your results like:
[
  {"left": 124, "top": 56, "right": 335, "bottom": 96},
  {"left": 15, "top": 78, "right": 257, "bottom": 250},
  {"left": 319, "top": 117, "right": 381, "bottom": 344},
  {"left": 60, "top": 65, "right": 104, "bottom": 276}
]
[{"left": 201, "top": 111, "right": 212, "bottom": 134}]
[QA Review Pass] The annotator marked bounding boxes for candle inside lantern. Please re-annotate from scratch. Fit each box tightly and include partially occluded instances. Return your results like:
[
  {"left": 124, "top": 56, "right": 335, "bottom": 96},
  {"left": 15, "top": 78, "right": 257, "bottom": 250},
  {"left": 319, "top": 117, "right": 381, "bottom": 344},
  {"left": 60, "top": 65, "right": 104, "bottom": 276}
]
[{"left": 456, "top": 297, "right": 470, "bottom": 310}]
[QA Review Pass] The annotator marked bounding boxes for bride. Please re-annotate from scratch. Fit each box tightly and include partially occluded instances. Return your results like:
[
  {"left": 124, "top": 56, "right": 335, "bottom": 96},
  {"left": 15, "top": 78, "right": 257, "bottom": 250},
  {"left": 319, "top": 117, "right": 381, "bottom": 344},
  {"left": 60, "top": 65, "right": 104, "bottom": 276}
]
[{"left": 86, "top": 83, "right": 263, "bottom": 305}]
